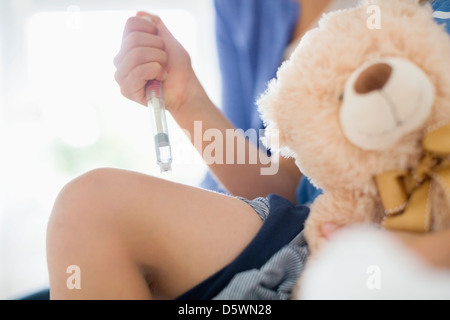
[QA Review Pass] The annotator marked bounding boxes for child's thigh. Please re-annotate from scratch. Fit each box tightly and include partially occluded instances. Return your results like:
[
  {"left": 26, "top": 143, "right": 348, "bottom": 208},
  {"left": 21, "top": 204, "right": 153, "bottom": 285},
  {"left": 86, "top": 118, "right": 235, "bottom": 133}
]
[{"left": 53, "top": 168, "right": 263, "bottom": 299}]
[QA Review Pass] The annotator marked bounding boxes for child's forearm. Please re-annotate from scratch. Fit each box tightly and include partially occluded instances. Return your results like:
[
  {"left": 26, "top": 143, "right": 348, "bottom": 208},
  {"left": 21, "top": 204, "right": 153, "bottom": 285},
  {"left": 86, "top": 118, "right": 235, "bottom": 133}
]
[
  {"left": 395, "top": 228, "right": 450, "bottom": 269},
  {"left": 413, "top": 228, "right": 450, "bottom": 269},
  {"left": 170, "top": 79, "right": 301, "bottom": 202}
]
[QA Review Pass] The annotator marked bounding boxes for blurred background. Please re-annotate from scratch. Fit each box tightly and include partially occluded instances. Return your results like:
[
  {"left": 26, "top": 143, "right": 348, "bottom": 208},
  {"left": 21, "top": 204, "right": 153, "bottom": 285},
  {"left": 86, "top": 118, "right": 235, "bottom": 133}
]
[{"left": 0, "top": 0, "right": 219, "bottom": 299}]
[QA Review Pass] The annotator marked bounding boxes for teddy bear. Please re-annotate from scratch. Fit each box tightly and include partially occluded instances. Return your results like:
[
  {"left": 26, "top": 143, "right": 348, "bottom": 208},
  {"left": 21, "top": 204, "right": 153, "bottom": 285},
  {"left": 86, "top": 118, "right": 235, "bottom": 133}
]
[{"left": 257, "top": 0, "right": 450, "bottom": 259}]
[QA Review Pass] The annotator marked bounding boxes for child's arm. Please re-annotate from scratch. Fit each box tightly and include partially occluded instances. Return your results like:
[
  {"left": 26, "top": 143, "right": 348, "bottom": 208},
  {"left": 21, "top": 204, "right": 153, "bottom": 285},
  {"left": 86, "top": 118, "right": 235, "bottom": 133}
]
[
  {"left": 394, "top": 228, "right": 450, "bottom": 269},
  {"left": 114, "top": 13, "right": 301, "bottom": 202}
]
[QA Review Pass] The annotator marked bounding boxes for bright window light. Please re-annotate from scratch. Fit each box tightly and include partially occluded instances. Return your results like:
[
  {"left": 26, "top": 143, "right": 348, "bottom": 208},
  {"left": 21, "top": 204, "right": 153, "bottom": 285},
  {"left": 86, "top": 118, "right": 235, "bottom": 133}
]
[
  {"left": 0, "top": 7, "right": 211, "bottom": 299},
  {"left": 26, "top": 9, "right": 206, "bottom": 182},
  {"left": 27, "top": 9, "right": 197, "bottom": 148}
]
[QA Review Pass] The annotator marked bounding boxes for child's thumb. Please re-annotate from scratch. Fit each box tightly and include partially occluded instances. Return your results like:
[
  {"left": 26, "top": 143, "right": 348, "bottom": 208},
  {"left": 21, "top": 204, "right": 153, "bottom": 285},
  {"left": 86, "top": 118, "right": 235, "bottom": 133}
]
[{"left": 136, "top": 11, "right": 173, "bottom": 39}]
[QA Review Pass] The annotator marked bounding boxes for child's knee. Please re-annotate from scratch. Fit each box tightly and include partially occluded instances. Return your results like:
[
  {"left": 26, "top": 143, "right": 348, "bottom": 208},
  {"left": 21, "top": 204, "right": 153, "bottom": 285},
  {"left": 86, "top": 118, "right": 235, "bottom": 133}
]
[{"left": 47, "top": 168, "right": 116, "bottom": 244}]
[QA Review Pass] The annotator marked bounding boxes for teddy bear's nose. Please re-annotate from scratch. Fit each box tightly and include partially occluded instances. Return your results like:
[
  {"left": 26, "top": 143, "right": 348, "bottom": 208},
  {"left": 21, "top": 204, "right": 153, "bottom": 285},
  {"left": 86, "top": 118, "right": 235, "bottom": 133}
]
[{"left": 354, "top": 63, "right": 393, "bottom": 94}]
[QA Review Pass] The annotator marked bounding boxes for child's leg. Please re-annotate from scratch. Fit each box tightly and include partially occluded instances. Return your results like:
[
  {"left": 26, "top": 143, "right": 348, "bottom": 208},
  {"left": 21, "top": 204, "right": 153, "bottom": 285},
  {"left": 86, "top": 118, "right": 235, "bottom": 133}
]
[{"left": 46, "top": 168, "right": 262, "bottom": 299}]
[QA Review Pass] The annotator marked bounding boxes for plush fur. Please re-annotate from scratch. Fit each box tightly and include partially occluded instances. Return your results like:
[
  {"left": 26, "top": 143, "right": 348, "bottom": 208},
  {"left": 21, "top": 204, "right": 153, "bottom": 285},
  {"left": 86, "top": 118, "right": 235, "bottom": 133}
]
[{"left": 258, "top": 0, "right": 450, "bottom": 259}]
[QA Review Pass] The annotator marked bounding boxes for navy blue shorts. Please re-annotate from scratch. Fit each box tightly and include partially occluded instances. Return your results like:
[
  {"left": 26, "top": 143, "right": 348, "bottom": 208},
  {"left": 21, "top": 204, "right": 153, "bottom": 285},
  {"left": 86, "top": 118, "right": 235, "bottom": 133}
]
[{"left": 175, "top": 194, "right": 310, "bottom": 300}]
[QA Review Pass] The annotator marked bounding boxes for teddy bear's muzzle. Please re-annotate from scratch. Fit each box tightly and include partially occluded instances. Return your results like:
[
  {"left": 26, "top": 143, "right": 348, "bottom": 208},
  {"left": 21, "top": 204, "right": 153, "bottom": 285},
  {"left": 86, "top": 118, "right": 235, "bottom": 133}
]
[{"left": 340, "top": 57, "right": 435, "bottom": 151}]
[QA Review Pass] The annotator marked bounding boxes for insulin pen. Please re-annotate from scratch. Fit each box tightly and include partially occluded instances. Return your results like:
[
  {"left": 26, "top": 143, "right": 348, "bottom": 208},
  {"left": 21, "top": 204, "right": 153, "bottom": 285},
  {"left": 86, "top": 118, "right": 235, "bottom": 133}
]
[{"left": 145, "top": 80, "right": 173, "bottom": 172}]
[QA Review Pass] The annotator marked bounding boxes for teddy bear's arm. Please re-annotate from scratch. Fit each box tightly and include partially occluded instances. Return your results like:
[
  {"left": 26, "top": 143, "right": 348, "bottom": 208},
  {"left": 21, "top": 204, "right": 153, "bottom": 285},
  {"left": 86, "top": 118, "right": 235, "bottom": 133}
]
[{"left": 304, "top": 191, "right": 384, "bottom": 254}]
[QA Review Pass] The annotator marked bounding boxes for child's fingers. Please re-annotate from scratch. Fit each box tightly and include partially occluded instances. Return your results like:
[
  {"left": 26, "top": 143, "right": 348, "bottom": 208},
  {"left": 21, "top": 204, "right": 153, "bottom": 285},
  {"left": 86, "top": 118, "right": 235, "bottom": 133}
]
[
  {"left": 321, "top": 223, "right": 339, "bottom": 240},
  {"left": 127, "top": 61, "right": 168, "bottom": 87},
  {"left": 122, "top": 15, "right": 158, "bottom": 40},
  {"left": 114, "top": 46, "right": 167, "bottom": 82},
  {"left": 122, "top": 32, "right": 165, "bottom": 52},
  {"left": 136, "top": 12, "right": 177, "bottom": 46},
  {"left": 136, "top": 11, "right": 161, "bottom": 26},
  {"left": 120, "top": 62, "right": 167, "bottom": 106},
  {"left": 113, "top": 12, "right": 173, "bottom": 106},
  {"left": 114, "top": 32, "right": 165, "bottom": 67},
  {"left": 114, "top": 14, "right": 163, "bottom": 68},
  {"left": 136, "top": 11, "right": 154, "bottom": 19}
]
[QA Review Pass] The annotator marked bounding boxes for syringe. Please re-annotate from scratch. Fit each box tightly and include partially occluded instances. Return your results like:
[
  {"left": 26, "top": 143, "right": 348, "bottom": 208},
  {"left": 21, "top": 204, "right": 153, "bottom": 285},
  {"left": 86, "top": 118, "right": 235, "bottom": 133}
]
[{"left": 145, "top": 80, "right": 172, "bottom": 172}]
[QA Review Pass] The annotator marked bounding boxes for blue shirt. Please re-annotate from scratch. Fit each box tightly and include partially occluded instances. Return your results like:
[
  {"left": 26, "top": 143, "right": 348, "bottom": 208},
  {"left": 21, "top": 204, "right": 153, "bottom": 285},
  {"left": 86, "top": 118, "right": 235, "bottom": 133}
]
[{"left": 432, "top": 0, "right": 450, "bottom": 33}]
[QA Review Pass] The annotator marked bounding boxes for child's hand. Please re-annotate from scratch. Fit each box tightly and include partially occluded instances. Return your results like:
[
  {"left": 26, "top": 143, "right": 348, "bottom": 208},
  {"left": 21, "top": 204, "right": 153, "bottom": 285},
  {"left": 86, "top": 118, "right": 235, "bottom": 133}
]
[{"left": 114, "top": 12, "right": 198, "bottom": 112}]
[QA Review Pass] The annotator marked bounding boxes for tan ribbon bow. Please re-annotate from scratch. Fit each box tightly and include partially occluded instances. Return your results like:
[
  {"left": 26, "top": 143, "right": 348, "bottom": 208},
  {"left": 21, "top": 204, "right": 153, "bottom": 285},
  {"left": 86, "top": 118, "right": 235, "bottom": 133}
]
[{"left": 375, "top": 122, "right": 450, "bottom": 233}]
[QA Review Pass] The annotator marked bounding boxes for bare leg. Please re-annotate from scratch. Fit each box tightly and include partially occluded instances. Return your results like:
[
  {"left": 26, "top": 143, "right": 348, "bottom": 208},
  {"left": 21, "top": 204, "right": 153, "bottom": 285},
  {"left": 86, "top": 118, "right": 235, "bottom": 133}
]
[{"left": 46, "top": 168, "right": 262, "bottom": 299}]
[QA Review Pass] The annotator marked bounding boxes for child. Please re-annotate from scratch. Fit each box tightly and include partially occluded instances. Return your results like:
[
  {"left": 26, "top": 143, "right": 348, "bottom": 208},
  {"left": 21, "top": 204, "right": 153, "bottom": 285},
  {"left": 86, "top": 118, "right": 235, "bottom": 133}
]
[
  {"left": 46, "top": 11, "right": 309, "bottom": 299},
  {"left": 46, "top": 1, "right": 450, "bottom": 300}
]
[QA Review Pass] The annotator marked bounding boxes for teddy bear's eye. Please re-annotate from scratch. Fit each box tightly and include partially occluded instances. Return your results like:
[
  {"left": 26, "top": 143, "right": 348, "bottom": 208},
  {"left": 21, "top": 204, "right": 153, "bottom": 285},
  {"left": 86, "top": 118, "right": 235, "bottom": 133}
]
[{"left": 338, "top": 93, "right": 344, "bottom": 102}]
